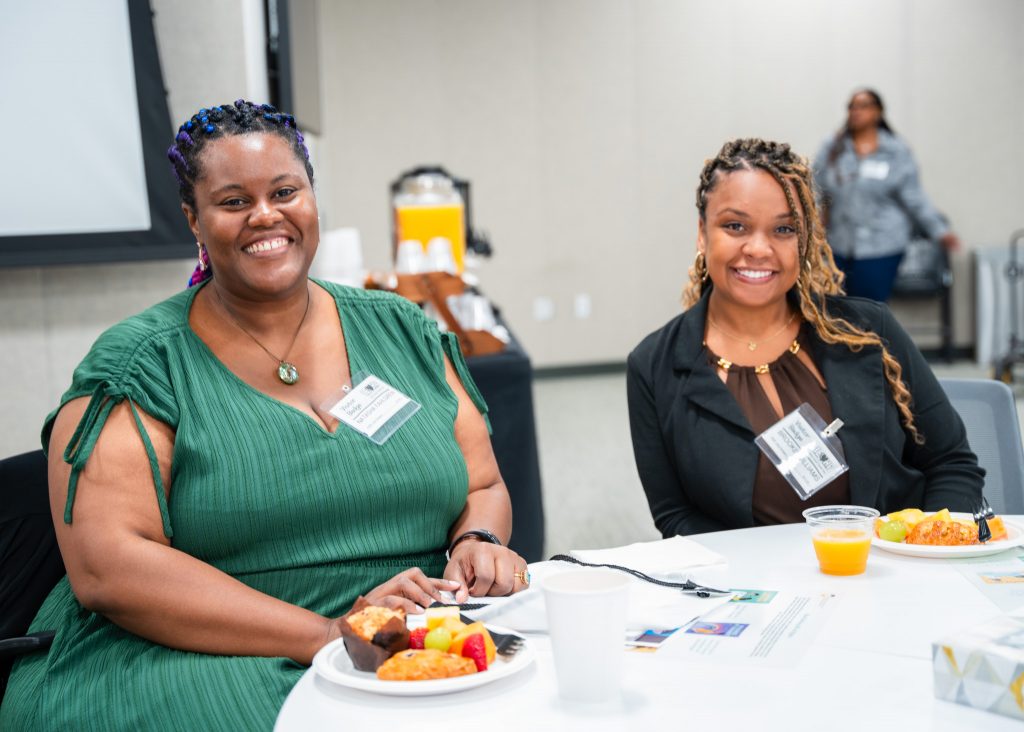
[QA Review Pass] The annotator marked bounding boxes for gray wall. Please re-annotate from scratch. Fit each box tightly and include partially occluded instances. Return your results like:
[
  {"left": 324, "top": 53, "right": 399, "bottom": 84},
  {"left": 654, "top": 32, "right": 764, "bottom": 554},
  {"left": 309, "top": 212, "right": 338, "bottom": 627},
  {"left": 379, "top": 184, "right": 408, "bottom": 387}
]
[
  {"left": 314, "top": 0, "right": 1024, "bottom": 366},
  {"left": 2, "top": 0, "right": 1022, "bottom": 456},
  {"left": 0, "top": 0, "right": 265, "bottom": 456}
]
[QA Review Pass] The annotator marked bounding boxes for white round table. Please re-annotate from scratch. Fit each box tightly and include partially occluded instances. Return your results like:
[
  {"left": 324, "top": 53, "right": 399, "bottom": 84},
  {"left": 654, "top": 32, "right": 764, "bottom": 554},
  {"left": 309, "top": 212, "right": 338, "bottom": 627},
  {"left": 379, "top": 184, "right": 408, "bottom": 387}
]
[{"left": 275, "top": 521, "right": 1023, "bottom": 731}]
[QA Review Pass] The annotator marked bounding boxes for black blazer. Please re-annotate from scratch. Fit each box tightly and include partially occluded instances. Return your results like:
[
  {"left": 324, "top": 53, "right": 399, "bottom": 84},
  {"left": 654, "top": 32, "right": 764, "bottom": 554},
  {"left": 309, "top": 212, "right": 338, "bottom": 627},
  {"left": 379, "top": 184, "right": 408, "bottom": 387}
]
[{"left": 627, "top": 291, "right": 984, "bottom": 538}]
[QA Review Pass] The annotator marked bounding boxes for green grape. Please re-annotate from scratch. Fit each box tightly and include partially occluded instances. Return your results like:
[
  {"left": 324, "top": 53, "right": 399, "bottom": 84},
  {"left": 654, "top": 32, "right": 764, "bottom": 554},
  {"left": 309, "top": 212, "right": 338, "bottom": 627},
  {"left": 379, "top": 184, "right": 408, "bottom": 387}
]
[
  {"left": 879, "top": 520, "right": 907, "bottom": 543},
  {"left": 423, "top": 626, "right": 452, "bottom": 652}
]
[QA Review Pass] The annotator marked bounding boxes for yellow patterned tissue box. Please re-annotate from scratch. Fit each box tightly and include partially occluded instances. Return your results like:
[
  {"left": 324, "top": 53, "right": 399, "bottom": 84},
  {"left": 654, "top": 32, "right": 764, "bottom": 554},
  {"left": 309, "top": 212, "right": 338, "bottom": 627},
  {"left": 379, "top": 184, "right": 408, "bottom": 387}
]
[{"left": 933, "top": 613, "right": 1024, "bottom": 720}]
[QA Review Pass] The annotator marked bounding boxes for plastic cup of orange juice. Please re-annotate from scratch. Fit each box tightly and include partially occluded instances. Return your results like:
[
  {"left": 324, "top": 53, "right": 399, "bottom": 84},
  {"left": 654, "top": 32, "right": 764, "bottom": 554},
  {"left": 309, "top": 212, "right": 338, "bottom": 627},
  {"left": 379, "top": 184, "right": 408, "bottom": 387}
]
[{"left": 802, "top": 505, "right": 879, "bottom": 576}]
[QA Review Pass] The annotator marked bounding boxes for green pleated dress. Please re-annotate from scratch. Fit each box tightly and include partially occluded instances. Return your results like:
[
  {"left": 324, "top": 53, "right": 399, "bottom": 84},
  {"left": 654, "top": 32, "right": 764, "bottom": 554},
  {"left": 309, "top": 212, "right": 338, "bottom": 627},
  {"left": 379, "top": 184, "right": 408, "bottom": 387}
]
[{"left": 0, "top": 280, "right": 487, "bottom": 731}]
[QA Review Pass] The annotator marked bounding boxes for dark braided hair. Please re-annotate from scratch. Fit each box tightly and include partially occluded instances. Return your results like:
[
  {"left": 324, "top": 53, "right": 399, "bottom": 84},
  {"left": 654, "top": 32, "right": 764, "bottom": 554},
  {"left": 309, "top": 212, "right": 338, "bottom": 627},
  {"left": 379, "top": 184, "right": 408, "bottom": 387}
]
[
  {"left": 686, "top": 138, "right": 923, "bottom": 444},
  {"left": 826, "top": 88, "right": 893, "bottom": 168},
  {"left": 166, "top": 99, "right": 314, "bottom": 210}
]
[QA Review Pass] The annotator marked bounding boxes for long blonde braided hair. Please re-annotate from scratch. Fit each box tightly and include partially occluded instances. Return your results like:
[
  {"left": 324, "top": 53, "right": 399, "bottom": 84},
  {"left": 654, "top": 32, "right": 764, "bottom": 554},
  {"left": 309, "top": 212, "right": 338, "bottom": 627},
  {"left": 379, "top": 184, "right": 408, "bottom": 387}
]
[{"left": 684, "top": 138, "right": 922, "bottom": 443}]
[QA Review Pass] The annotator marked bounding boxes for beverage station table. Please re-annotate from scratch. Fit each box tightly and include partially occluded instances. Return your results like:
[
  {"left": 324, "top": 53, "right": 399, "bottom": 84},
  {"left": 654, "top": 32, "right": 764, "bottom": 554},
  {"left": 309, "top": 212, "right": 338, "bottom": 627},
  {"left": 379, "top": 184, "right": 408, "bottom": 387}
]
[{"left": 465, "top": 327, "right": 544, "bottom": 562}]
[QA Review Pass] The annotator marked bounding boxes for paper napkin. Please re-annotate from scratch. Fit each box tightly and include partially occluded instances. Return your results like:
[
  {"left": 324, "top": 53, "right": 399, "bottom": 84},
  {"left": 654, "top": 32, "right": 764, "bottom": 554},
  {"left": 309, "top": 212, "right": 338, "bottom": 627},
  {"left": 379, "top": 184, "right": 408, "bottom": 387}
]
[{"left": 570, "top": 535, "right": 727, "bottom": 578}]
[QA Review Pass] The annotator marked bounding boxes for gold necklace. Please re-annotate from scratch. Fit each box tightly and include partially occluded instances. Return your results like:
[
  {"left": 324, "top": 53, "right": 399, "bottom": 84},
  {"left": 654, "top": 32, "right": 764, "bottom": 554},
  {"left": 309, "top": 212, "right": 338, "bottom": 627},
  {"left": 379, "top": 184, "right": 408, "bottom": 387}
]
[
  {"left": 715, "top": 339, "right": 801, "bottom": 374},
  {"left": 216, "top": 287, "right": 312, "bottom": 385},
  {"left": 707, "top": 310, "right": 796, "bottom": 351}
]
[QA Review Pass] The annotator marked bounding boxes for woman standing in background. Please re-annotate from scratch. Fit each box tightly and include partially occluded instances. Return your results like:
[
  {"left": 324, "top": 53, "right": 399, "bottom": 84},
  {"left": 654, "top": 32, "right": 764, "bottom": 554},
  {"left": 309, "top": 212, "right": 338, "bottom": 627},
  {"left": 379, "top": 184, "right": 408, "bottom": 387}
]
[{"left": 813, "top": 88, "right": 960, "bottom": 302}]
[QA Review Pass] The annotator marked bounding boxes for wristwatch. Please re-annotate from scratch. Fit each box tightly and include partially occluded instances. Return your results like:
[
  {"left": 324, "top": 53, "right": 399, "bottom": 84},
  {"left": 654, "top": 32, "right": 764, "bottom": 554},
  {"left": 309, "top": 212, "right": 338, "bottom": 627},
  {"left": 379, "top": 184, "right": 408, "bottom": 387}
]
[{"left": 446, "top": 529, "right": 502, "bottom": 560}]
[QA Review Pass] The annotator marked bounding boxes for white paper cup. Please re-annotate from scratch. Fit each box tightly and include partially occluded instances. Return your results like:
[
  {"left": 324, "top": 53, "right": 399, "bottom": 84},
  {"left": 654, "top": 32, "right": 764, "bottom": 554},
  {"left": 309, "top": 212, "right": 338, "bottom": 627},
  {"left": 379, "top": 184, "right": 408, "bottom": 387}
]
[{"left": 542, "top": 569, "right": 631, "bottom": 703}]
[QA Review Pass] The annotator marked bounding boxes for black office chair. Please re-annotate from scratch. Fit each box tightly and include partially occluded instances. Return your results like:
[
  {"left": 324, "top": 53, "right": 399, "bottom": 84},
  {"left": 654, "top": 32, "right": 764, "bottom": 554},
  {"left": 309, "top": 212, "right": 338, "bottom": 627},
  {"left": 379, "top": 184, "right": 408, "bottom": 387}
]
[
  {"left": 0, "top": 450, "right": 64, "bottom": 701},
  {"left": 891, "top": 228, "right": 954, "bottom": 362}
]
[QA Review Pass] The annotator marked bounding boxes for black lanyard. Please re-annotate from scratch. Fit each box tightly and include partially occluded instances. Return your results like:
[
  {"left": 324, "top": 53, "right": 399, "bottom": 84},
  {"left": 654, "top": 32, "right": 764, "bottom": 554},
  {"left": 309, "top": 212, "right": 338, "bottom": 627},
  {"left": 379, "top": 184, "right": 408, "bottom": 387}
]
[{"left": 549, "top": 554, "right": 730, "bottom": 598}]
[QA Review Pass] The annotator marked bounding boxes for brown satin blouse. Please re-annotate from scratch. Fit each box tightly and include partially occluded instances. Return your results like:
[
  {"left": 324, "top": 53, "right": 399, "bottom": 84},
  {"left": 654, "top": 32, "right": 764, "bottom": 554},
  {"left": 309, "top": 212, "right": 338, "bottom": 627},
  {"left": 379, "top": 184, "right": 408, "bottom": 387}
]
[{"left": 707, "top": 334, "right": 851, "bottom": 525}]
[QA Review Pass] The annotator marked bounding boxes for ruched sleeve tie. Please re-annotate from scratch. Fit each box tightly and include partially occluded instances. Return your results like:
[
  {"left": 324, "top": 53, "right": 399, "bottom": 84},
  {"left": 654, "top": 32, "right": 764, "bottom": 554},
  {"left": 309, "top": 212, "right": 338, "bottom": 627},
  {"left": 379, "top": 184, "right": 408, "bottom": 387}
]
[{"left": 62, "top": 381, "right": 174, "bottom": 539}]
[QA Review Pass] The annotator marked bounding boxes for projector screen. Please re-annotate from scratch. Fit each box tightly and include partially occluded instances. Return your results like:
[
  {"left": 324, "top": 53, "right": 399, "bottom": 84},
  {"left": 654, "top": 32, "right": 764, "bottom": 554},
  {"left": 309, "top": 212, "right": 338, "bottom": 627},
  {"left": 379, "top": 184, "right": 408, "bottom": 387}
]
[{"left": 0, "top": 0, "right": 191, "bottom": 266}]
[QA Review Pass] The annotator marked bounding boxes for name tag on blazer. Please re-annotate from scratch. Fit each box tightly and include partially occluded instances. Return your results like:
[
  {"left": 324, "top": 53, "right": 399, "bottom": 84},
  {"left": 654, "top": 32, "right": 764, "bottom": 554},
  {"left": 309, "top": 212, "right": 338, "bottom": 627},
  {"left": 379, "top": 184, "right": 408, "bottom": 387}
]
[{"left": 754, "top": 403, "right": 849, "bottom": 500}]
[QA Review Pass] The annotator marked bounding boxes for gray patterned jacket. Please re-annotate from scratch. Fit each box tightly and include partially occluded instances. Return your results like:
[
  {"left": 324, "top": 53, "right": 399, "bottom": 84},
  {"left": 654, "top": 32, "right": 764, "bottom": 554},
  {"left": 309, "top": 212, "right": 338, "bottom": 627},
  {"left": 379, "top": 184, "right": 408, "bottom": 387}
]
[{"left": 813, "top": 130, "right": 949, "bottom": 259}]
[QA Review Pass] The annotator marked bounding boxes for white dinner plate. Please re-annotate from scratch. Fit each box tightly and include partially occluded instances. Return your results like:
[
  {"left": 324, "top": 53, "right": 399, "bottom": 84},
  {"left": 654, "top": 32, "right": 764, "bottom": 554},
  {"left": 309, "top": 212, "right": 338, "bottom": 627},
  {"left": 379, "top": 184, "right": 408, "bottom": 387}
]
[
  {"left": 312, "top": 620, "right": 535, "bottom": 697},
  {"left": 872, "top": 513, "right": 1024, "bottom": 558}
]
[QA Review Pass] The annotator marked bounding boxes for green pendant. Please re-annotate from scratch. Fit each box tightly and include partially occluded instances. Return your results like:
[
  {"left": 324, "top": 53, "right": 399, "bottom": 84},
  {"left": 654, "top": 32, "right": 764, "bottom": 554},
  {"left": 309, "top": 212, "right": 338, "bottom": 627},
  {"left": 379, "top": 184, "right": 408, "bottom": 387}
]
[{"left": 278, "top": 362, "right": 299, "bottom": 385}]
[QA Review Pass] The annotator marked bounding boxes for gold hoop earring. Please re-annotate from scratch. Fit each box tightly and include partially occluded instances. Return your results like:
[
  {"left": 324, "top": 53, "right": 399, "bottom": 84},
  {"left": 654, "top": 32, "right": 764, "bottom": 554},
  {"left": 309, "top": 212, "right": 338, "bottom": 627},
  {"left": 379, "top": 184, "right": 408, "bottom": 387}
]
[{"left": 695, "top": 252, "right": 709, "bottom": 282}]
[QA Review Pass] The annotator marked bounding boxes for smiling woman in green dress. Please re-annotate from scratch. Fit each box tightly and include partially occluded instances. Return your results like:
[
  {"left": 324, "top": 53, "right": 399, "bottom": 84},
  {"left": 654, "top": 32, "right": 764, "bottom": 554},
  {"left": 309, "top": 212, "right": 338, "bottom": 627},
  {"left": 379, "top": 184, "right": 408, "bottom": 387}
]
[{"left": 0, "top": 100, "right": 526, "bottom": 731}]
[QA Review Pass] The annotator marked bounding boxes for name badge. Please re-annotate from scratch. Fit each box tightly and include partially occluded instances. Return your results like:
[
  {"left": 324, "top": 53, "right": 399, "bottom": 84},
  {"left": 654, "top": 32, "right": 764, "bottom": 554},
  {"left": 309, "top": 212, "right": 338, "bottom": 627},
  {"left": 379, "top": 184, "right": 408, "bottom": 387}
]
[
  {"left": 326, "top": 373, "right": 420, "bottom": 445},
  {"left": 754, "top": 403, "right": 849, "bottom": 500},
  {"left": 859, "top": 159, "right": 890, "bottom": 180}
]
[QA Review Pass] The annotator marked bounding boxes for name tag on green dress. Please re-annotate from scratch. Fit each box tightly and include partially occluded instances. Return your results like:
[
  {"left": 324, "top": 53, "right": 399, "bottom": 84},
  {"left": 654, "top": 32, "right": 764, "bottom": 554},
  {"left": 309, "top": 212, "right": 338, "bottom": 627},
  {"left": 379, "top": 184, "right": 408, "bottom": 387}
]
[{"left": 327, "top": 372, "right": 420, "bottom": 444}]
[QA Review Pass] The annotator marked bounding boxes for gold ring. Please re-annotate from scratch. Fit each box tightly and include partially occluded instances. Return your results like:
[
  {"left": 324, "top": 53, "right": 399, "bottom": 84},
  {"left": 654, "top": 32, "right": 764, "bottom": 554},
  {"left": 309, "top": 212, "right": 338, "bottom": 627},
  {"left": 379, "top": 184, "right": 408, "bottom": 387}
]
[{"left": 514, "top": 569, "right": 531, "bottom": 586}]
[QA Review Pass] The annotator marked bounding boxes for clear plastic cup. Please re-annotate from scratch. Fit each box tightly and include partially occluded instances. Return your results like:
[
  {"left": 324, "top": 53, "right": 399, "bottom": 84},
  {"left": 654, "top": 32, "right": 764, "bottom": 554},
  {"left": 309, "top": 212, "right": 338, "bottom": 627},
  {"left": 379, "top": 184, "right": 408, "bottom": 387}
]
[{"left": 802, "top": 505, "right": 879, "bottom": 576}]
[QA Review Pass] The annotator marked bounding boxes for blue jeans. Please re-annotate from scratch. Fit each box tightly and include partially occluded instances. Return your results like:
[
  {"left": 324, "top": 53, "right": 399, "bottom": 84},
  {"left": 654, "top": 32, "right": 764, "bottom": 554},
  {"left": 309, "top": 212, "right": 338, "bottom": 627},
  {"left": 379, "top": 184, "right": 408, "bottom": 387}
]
[{"left": 832, "top": 253, "right": 905, "bottom": 302}]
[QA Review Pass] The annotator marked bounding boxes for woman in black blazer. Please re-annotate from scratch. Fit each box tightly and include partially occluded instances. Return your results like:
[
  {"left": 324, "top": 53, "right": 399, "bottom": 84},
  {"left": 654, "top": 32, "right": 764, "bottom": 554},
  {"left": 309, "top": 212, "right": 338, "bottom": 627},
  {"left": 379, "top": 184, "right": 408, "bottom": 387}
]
[{"left": 627, "top": 139, "right": 982, "bottom": 538}]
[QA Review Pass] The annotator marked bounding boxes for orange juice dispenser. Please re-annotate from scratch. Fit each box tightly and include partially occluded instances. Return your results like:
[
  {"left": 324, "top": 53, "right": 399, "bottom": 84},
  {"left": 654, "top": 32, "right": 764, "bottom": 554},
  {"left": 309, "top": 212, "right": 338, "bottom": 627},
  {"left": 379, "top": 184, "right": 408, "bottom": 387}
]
[{"left": 391, "top": 167, "right": 469, "bottom": 274}]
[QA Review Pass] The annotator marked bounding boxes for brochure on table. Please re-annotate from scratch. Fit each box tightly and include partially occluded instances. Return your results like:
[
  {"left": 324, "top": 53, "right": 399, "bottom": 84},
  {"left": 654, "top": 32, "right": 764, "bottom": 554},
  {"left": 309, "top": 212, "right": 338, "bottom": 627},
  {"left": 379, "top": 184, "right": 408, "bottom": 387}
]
[
  {"left": 954, "top": 550, "right": 1024, "bottom": 613},
  {"left": 654, "top": 589, "right": 840, "bottom": 668}
]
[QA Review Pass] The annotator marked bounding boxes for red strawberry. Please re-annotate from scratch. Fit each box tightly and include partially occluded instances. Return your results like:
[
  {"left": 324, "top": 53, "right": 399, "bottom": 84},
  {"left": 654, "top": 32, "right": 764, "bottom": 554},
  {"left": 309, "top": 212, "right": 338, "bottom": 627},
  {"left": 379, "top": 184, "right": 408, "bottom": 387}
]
[
  {"left": 461, "top": 633, "right": 488, "bottom": 672},
  {"left": 408, "top": 627, "right": 429, "bottom": 650}
]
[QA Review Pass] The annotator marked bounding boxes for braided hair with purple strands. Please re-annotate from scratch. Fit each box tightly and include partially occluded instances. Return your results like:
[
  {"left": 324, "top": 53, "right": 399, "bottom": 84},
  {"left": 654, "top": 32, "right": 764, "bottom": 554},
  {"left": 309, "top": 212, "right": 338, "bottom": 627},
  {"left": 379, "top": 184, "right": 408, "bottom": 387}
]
[{"left": 166, "top": 100, "right": 314, "bottom": 286}]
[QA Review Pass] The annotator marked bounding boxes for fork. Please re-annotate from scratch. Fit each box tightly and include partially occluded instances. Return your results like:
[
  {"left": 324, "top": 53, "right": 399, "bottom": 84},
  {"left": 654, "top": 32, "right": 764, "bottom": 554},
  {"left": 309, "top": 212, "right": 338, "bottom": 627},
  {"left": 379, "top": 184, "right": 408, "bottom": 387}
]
[
  {"left": 492, "top": 631, "right": 526, "bottom": 658},
  {"left": 459, "top": 613, "right": 525, "bottom": 658},
  {"left": 974, "top": 497, "right": 995, "bottom": 543}
]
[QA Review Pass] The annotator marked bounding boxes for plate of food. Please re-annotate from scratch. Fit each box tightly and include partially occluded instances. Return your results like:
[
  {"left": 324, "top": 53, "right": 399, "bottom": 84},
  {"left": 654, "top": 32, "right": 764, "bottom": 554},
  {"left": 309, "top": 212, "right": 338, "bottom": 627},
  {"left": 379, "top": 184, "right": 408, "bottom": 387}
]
[
  {"left": 312, "top": 599, "right": 535, "bottom": 696},
  {"left": 871, "top": 508, "right": 1024, "bottom": 558}
]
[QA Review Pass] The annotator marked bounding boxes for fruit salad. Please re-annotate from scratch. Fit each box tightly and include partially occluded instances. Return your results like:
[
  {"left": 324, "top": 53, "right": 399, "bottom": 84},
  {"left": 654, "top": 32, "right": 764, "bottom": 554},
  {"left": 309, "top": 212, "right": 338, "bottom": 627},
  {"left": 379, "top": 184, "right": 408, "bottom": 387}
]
[
  {"left": 341, "top": 601, "right": 499, "bottom": 681},
  {"left": 415, "top": 606, "right": 496, "bottom": 673}
]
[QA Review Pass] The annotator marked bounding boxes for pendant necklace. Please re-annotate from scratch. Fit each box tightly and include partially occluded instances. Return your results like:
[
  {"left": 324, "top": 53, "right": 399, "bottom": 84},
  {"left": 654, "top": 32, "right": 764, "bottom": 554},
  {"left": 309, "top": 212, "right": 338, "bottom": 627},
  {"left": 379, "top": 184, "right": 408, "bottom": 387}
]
[
  {"left": 216, "top": 287, "right": 311, "bottom": 385},
  {"left": 708, "top": 310, "right": 796, "bottom": 352}
]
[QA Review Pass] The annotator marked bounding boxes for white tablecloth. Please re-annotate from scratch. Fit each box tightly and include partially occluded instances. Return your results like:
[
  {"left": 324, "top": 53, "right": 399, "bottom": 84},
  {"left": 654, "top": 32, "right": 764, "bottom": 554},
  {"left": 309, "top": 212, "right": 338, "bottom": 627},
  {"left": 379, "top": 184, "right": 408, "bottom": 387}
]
[{"left": 275, "top": 521, "right": 1024, "bottom": 732}]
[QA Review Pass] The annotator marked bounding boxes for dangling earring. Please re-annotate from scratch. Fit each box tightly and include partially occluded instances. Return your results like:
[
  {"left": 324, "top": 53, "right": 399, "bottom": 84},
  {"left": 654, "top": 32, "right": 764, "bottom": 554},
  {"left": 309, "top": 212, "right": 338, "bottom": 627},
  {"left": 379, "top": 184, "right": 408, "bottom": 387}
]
[
  {"left": 188, "top": 242, "right": 212, "bottom": 288},
  {"left": 694, "top": 251, "right": 709, "bottom": 282}
]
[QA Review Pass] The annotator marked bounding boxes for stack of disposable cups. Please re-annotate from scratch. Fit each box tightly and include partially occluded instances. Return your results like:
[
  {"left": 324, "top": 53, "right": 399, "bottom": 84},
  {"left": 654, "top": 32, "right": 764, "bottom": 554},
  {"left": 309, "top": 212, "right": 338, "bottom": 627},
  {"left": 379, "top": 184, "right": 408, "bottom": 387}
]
[
  {"left": 395, "top": 240, "right": 426, "bottom": 274},
  {"left": 426, "top": 237, "right": 458, "bottom": 275}
]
